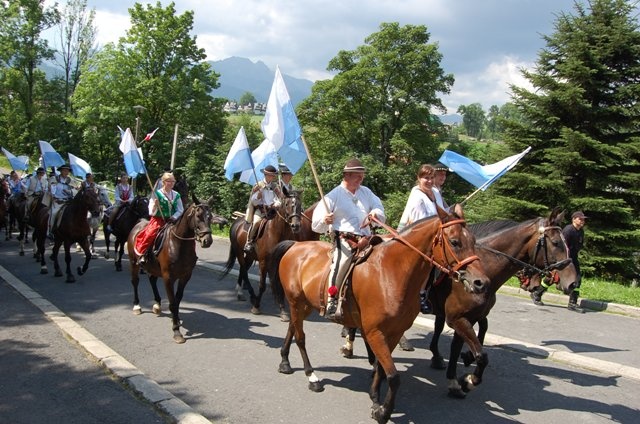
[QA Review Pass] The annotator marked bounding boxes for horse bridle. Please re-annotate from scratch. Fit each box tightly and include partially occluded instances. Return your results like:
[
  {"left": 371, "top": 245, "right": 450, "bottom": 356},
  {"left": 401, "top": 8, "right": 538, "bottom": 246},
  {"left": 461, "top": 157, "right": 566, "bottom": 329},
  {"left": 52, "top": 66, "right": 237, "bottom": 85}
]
[
  {"left": 478, "top": 222, "right": 572, "bottom": 286},
  {"left": 370, "top": 216, "right": 480, "bottom": 288},
  {"left": 276, "top": 194, "right": 302, "bottom": 230},
  {"left": 170, "top": 204, "right": 212, "bottom": 243}
]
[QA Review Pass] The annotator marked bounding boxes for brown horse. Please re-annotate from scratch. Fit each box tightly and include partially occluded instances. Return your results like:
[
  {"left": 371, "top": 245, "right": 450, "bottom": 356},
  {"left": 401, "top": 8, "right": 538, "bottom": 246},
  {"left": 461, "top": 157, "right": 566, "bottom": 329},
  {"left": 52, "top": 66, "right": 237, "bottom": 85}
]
[
  {"left": 269, "top": 204, "right": 489, "bottom": 423},
  {"left": 44, "top": 188, "right": 102, "bottom": 282},
  {"left": 105, "top": 195, "right": 150, "bottom": 271},
  {"left": 221, "top": 190, "right": 302, "bottom": 318},
  {"left": 424, "top": 207, "right": 578, "bottom": 398},
  {"left": 127, "top": 199, "right": 216, "bottom": 343}
]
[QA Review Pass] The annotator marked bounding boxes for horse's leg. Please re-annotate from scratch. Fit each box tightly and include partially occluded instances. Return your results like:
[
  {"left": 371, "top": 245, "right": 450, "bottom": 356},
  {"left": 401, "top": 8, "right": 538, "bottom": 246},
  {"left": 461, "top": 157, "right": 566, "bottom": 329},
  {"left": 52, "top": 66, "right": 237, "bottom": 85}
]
[
  {"left": 103, "top": 223, "right": 111, "bottom": 259},
  {"left": 17, "top": 222, "right": 25, "bottom": 256},
  {"left": 131, "top": 262, "right": 142, "bottom": 315},
  {"left": 363, "top": 331, "right": 400, "bottom": 424},
  {"left": 149, "top": 275, "right": 162, "bottom": 315},
  {"left": 445, "top": 332, "right": 466, "bottom": 398},
  {"left": 51, "top": 239, "right": 63, "bottom": 277},
  {"left": 235, "top": 273, "right": 246, "bottom": 301},
  {"left": 250, "top": 263, "right": 269, "bottom": 315},
  {"left": 340, "top": 327, "right": 357, "bottom": 358},
  {"left": 461, "top": 317, "right": 488, "bottom": 367},
  {"left": 429, "top": 314, "right": 447, "bottom": 369},
  {"left": 64, "top": 240, "right": 76, "bottom": 283},
  {"left": 115, "top": 238, "right": 124, "bottom": 272},
  {"left": 76, "top": 238, "right": 92, "bottom": 278},
  {"left": 447, "top": 319, "right": 487, "bottom": 397},
  {"left": 282, "top": 302, "right": 323, "bottom": 392},
  {"left": 165, "top": 276, "right": 188, "bottom": 344}
]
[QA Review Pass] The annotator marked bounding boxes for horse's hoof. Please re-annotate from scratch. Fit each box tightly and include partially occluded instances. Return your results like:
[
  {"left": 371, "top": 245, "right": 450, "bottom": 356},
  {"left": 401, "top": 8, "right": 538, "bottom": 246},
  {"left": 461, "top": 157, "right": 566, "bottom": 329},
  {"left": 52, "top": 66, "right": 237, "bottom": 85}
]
[
  {"left": 278, "top": 363, "right": 293, "bottom": 375},
  {"left": 173, "top": 334, "right": 186, "bottom": 344},
  {"left": 54, "top": 270, "right": 63, "bottom": 277},
  {"left": 66, "top": 277, "right": 76, "bottom": 284},
  {"left": 371, "top": 405, "right": 389, "bottom": 423},
  {"left": 340, "top": 346, "right": 353, "bottom": 359},
  {"left": 237, "top": 294, "right": 246, "bottom": 301},
  {"left": 250, "top": 307, "right": 261, "bottom": 315},
  {"left": 308, "top": 381, "right": 324, "bottom": 393},
  {"left": 459, "top": 374, "right": 479, "bottom": 393},
  {"left": 280, "top": 312, "right": 290, "bottom": 322},
  {"left": 430, "top": 356, "right": 447, "bottom": 370},
  {"left": 399, "top": 337, "right": 415, "bottom": 351},
  {"left": 19, "top": 252, "right": 24, "bottom": 256},
  {"left": 133, "top": 305, "right": 142, "bottom": 315},
  {"left": 152, "top": 303, "right": 161, "bottom": 315},
  {"left": 447, "top": 388, "right": 467, "bottom": 399},
  {"left": 40, "top": 268, "right": 48, "bottom": 275},
  {"left": 104, "top": 253, "right": 110, "bottom": 260}
]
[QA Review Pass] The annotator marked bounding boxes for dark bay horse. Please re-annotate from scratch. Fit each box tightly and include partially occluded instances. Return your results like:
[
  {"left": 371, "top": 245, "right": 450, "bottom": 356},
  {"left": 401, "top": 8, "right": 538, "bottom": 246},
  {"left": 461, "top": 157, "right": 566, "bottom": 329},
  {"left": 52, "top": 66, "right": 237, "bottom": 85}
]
[
  {"left": 294, "top": 200, "right": 319, "bottom": 242},
  {"left": 47, "top": 188, "right": 102, "bottom": 282},
  {"left": 0, "top": 180, "right": 8, "bottom": 240},
  {"left": 269, "top": 205, "right": 489, "bottom": 423},
  {"left": 105, "top": 195, "right": 150, "bottom": 271},
  {"left": 127, "top": 199, "right": 215, "bottom": 343},
  {"left": 426, "top": 207, "right": 578, "bottom": 398},
  {"left": 221, "top": 190, "right": 302, "bottom": 318}
]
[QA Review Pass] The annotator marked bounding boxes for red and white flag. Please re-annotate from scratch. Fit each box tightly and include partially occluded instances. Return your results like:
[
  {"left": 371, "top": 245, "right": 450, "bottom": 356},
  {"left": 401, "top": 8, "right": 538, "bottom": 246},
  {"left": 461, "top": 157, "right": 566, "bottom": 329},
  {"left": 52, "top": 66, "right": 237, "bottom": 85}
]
[{"left": 143, "top": 127, "right": 159, "bottom": 142}]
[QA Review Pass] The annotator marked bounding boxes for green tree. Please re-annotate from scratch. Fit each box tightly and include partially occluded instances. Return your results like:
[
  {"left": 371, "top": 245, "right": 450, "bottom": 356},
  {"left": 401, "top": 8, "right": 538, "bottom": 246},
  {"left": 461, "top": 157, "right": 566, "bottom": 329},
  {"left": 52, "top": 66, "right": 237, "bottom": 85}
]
[
  {"left": 238, "top": 91, "right": 256, "bottom": 106},
  {"left": 457, "top": 103, "right": 486, "bottom": 139},
  {"left": 71, "top": 1, "right": 225, "bottom": 187},
  {"left": 297, "top": 22, "right": 454, "bottom": 200},
  {"left": 496, "top": 0, "right": 640, "bottom": 280},
  {"left": 0, "top": 0, "right": 60, "bottom": 155}
]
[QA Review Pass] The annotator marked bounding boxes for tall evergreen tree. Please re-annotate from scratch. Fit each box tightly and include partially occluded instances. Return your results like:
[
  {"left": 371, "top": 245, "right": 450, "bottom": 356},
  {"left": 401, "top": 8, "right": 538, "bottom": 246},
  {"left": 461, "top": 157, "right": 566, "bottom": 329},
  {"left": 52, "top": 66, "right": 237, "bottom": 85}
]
[{"left": 499, "top": 0, "right": 640, "bottom": 280}]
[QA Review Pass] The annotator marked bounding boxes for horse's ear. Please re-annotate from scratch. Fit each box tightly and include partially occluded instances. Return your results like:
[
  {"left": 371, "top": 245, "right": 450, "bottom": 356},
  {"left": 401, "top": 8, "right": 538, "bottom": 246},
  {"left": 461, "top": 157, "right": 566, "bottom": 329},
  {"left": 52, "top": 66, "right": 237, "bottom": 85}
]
[
  {"left": 553, "top": 207, "right": 566, "bottom": 226},
  {"left": 191, "top": 192, "right": 200, "bottom": 205},
  {"left": 452, "top": 203, "right": 464, "bottom": 220},
  {"left": 436, "top": 203, "right": 451, "bottom": 222}
]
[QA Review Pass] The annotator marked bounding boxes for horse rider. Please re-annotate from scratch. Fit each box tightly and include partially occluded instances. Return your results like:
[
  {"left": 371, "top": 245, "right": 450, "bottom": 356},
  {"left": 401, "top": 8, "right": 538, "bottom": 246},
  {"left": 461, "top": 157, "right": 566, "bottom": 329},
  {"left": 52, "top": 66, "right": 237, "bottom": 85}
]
[
  {"left": 24, "top": 167, "right": 48, "bottom": 222},
  {"left": 107, "top": 172, "right": 135, "bottom": 232},
  {"left": 279, "top": 164, "right": 295, "bottom": 196},
  {"left": 243, "top": 165, "right": 283, "bottom": 254},
  {"left": 133, "top": 171, "right": 184, "bottom": 265},
  {"left": 311, "top": 158, "right": 385, "bottom": 318},
  {"left": 7, "top": 170, "right": 25, "bottom": 209},
  {"left": 79, "top": 172, "right": 97, "bottom": 191},
  {"left": 48, "top": 164, "right": 74, "bottom": 239}
]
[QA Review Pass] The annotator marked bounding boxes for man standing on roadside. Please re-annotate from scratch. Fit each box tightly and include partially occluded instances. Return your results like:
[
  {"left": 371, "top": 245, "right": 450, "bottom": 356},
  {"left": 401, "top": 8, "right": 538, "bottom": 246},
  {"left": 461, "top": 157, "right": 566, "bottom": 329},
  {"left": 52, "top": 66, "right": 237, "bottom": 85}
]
[{"left": 564, "top": 211, "right": 587, "bottom": 311}]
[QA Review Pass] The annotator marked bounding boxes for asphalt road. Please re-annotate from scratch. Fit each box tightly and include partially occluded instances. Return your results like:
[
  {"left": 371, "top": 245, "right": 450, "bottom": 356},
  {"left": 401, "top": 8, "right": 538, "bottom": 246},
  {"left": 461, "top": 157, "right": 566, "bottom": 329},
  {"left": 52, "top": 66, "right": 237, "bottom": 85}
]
[{"left": 1, "top": 234, "right": 639, "bottom": 423}]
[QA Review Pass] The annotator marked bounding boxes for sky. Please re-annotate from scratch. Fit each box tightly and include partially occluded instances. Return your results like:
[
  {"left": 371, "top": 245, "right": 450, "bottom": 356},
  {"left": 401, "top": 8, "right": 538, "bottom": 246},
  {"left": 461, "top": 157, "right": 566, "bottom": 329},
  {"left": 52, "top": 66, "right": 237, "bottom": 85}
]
[{"left": 44, "top": 0, "right": 591, "bottom": 114}]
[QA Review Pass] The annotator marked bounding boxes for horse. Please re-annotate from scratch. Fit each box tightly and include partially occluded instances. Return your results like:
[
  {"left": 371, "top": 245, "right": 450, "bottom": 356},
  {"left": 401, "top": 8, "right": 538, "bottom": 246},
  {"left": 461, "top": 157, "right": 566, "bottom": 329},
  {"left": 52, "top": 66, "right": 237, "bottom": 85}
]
[
  {"left": 269, "top": 204, "right": 489, "bottom": 423},
  {"left": 425, "top": 207, "right": 578, "bottom": 398},
  {"left": 127, "top": 196, "right": 216, "bottom": 343},
  {"left": 221, "top": 190, "right": 303, "bottom": 319},
  {"left": 45, "top": 188, "right": 102, "bottom": 282},
  {"left": 15, "top": 193, "right": 45, "bottom": 257},
  {"left": 85, "top": 186, "right": 113, "bottom": 257},
  {"left": 0, "top": 179, "right": 8, "bottom": 240},
  {"left": 6, "top": 192, "right": 26, "bottom": 241},
  {"left": 105, "top": 195, "right": 150, "bottom": 271}
]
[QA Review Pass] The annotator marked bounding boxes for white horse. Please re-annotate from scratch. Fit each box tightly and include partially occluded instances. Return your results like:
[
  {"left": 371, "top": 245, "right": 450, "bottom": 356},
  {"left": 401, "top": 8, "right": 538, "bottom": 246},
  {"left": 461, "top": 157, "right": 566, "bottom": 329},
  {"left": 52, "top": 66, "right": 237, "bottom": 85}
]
[{"left": 77, "top": 186, "right": 112, "bottom": 257}]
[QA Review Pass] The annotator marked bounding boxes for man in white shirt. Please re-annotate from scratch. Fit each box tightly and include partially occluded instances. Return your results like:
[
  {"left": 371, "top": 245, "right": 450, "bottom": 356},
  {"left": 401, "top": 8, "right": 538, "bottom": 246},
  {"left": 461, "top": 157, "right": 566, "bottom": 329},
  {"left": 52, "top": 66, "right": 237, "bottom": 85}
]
[
  {"left": 244, "top": 165, "right": 282, "bottom": 253},
  {"left": 312, "top": 158, "right": 385, "bottom": 318}
]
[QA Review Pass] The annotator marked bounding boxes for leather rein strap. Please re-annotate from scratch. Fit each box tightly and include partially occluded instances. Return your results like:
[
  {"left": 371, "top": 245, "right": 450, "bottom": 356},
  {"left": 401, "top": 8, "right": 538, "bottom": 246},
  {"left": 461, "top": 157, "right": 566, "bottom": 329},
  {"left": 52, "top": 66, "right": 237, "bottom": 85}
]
[{"left": 369, "top": 216, "right": 479, "bottom": 277}]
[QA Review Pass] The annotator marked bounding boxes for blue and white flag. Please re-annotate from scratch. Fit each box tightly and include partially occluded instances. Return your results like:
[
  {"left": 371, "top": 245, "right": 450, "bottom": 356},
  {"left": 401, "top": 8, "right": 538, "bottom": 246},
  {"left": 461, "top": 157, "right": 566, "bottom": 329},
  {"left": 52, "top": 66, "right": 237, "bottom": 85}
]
[
  {"left": 1, "top": 147, "right": 29, "bottom": 171},
  {"left": 239, "top": 139, "right": 278, "bottom": 186},
  {"left": 68, "top": 153, "right": 92, "bottom": 179},
  {"left": 224, "top": 126, "right": 254, "bottom": 180},
  {"left": 39, "top": 140, "right": 65, "bottom": 170},
  {"left": 438, "top": 147, "right": 531, "bottom": 191},
  {"left": 118, "top": 128, "right": 146, "bottom": 177},
  {"left": 261, "top": 66, "right": 307, "bottom": 173}
]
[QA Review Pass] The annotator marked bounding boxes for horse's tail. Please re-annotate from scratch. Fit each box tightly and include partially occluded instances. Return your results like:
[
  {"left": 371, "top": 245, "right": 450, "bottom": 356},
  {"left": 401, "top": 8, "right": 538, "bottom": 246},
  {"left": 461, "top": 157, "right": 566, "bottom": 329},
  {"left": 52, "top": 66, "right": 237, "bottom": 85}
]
[
  {"left": 269, "top": 240, "right": 296, "bottom": 306},
  {"left": 220, "top": 219, "right": 242, "bottom": 280}
]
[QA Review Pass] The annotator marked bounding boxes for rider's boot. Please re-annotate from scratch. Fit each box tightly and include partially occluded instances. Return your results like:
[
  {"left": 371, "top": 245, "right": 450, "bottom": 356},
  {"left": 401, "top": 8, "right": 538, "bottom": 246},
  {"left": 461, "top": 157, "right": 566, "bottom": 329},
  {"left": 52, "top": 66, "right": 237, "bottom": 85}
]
[
  {"left": 420, "top": 289, "right": 432, "bottom": 314},
  {"left": 244, "top": 223, "right": 256, "bottom": 253}
]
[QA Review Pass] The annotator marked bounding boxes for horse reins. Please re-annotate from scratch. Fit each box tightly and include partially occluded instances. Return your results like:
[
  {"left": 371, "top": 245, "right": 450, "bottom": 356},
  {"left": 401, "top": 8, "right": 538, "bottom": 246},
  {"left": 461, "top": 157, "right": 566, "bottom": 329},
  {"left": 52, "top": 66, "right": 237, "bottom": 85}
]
[
  {"left": 170, "top": 205, "right": 212, "bottom": 243},
  {"left": 369, "top": 216, "right": 479, "bottom": 280}
]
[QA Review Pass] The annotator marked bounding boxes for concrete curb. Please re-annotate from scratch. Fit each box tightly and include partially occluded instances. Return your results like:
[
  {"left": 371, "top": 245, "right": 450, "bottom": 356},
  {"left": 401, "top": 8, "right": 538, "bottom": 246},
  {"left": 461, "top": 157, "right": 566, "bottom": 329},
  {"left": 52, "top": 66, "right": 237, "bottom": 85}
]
[{"left": 0, "top": 265, "right": 211, "bottom": 424}]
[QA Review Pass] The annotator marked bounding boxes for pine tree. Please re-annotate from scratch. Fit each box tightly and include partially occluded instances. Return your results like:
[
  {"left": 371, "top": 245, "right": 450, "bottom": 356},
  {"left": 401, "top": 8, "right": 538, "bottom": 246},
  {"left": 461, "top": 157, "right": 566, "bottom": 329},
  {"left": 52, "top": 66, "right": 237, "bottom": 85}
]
[{"left": 501, "top": 0, "right": 640, "bottom": 280}]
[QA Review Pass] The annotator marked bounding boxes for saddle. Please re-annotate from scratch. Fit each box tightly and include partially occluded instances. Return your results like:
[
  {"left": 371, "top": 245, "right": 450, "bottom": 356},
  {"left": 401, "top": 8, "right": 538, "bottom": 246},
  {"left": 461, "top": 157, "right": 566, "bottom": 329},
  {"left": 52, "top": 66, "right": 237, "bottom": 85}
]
[{"left": 151, "top": 223, "right": 172, "bottom": 258}]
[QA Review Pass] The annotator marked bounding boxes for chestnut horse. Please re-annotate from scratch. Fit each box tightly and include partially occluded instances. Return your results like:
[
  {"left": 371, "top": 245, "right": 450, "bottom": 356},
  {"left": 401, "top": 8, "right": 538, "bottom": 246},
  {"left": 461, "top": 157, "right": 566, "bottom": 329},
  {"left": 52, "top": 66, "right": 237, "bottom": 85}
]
[
  {"left": 47, "top": 188, "right": 102, "bottom": 282},
  {"left": 105, "top": 195, "right": 149, "bottom": 271},
  {"left": 269, "top": 205, "right": 489, "bottom": 423},
  {"left": 426, "top": 207, "right": 578, "bottom": 398},
  {"left": 127, "top": 199, "right": 217, "bottom": 343},
  {"left": 221, "top": 189, "right": 302, "bottom": 318}
]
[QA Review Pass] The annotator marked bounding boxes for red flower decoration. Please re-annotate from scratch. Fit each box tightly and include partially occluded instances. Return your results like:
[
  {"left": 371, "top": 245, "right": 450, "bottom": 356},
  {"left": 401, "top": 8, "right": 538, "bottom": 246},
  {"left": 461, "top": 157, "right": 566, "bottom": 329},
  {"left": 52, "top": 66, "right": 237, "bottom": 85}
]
[{"left": 328, "top": 286, "right": 338, "bottom": 297}]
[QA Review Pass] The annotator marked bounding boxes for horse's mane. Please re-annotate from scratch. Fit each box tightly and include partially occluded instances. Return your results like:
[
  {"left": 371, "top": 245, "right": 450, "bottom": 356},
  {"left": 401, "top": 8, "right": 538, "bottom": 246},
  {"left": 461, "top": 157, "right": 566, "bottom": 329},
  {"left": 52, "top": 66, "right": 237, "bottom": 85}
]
[{"left": 472, "top": 218, "right": 539, "bottom": 239}]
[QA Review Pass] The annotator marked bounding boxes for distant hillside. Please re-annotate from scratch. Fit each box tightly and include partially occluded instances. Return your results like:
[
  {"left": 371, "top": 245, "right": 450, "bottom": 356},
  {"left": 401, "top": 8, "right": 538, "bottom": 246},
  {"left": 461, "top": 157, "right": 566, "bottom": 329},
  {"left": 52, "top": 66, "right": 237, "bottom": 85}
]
[
  {"left": 209, "top": 57, "right": 314, "bottom": 106},
  {"left": 437, "top": 114, "right": 463, "bottom": 125}
]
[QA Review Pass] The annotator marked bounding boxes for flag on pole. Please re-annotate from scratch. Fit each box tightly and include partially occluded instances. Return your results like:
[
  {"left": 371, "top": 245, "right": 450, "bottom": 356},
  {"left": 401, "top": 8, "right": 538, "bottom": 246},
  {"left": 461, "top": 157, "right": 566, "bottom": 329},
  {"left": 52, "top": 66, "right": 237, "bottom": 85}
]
[
  {"left": 117, "top": 125, "right": 125, "bottom": 138},
  {"left": 1, "top": 147, "right": 29, "bottom": 171},
  {"left": 261, "top": 66, "right": 307, "bottom": 173},
  {"left": 68, "top": 153, "right": 92, "bottom": 179},
  {"left": 224, "top": 126, "right": 254, "bottom": 180},
  {"left": 118, "top": 128, "right": 146, "bottom": 177},
  {"left": 143, "top": 127, "right": 159, "bottom": 142},
  {"left": 438, "top": 147, "right": 531, "bottom": 191},
  {"left": 239, "top": 139, "right": 278, "bottom": 186},
  {"left": 39, "top": 140, "right": 65, "bottom": 170}
]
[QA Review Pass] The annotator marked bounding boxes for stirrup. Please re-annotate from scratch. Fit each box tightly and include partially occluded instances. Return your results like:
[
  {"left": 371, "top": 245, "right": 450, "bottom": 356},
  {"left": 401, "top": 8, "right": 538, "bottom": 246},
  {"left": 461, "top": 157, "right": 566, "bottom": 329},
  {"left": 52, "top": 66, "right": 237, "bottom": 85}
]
[
  {"left": 243, "top": 242, "right": 254, "bottom": 253},
  {"left": 325, "top": 297, "right": 337, "bottom": 319}
]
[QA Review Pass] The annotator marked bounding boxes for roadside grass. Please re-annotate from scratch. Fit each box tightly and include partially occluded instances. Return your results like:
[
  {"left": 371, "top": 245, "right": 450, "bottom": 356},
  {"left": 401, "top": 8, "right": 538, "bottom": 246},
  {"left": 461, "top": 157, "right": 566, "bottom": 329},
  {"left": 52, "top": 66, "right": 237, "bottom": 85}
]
[{"left": 505, "top": 277, "right": 640, "bottom": 308}]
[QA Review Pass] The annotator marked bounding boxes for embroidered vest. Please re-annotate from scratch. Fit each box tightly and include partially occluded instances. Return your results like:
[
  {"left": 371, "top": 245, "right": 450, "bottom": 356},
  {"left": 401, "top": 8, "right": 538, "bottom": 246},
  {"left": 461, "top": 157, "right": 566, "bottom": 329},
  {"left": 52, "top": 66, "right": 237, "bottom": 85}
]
[{"left": 154, "top": 189, "right": 180, "bottom": 218}]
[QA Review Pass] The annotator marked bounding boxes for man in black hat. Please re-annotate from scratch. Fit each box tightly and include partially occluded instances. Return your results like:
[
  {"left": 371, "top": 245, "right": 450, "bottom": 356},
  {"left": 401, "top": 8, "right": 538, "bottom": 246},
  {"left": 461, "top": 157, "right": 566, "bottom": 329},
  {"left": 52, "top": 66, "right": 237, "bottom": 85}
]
[
  {"left": 24, "top": 167, "right": 49, "bottom": 222},
  {"left": 531, "top": 210, "right": 587, "bottom": 311},
  {"left": 431, "top": 162, "right": 450, "bottom": 210},
  {"left": 48, "top": 164, "right": 74, "bottom": 238},
  {"left": 279, "top": 164, "right": 295, "bottom": 196},
  {"left": 244, "top": 165, "right": 282, "bottom": 253}
]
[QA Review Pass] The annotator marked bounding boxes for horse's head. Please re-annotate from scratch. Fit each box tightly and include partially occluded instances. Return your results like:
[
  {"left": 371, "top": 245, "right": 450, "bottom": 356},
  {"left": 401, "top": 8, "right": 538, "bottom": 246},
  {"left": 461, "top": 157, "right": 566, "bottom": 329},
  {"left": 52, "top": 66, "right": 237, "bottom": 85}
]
[
  {"left": 131, "top": 195, "right": 150, "bottom": 219},
  {"left": 281, "top": 190, "right": 303, "bottom": 234},
  {"left": 523, "top": 207, "right": 578, "bottom": 295},
  {"left": 179, "top": 203, "right": 213, "bottom": 248},
  {"left": 97, "top": 187, "right": 112, "bottom": 208},
  {"left": 432, "top": 204, "right": 490, "bottom": 294},
  {"left": 78, "top": 187, "right": 102, "bottom": 218}
]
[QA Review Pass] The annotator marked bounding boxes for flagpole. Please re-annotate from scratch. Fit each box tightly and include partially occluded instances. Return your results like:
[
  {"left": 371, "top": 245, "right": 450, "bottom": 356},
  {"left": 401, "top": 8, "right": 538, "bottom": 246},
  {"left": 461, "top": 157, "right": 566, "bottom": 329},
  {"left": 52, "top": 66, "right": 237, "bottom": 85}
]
[
  {"left": 170, "top": 124, "right": 179, "bottom": 170},
  {"left": 299, "top": 135, "right": 329, "bottom": 212}
]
